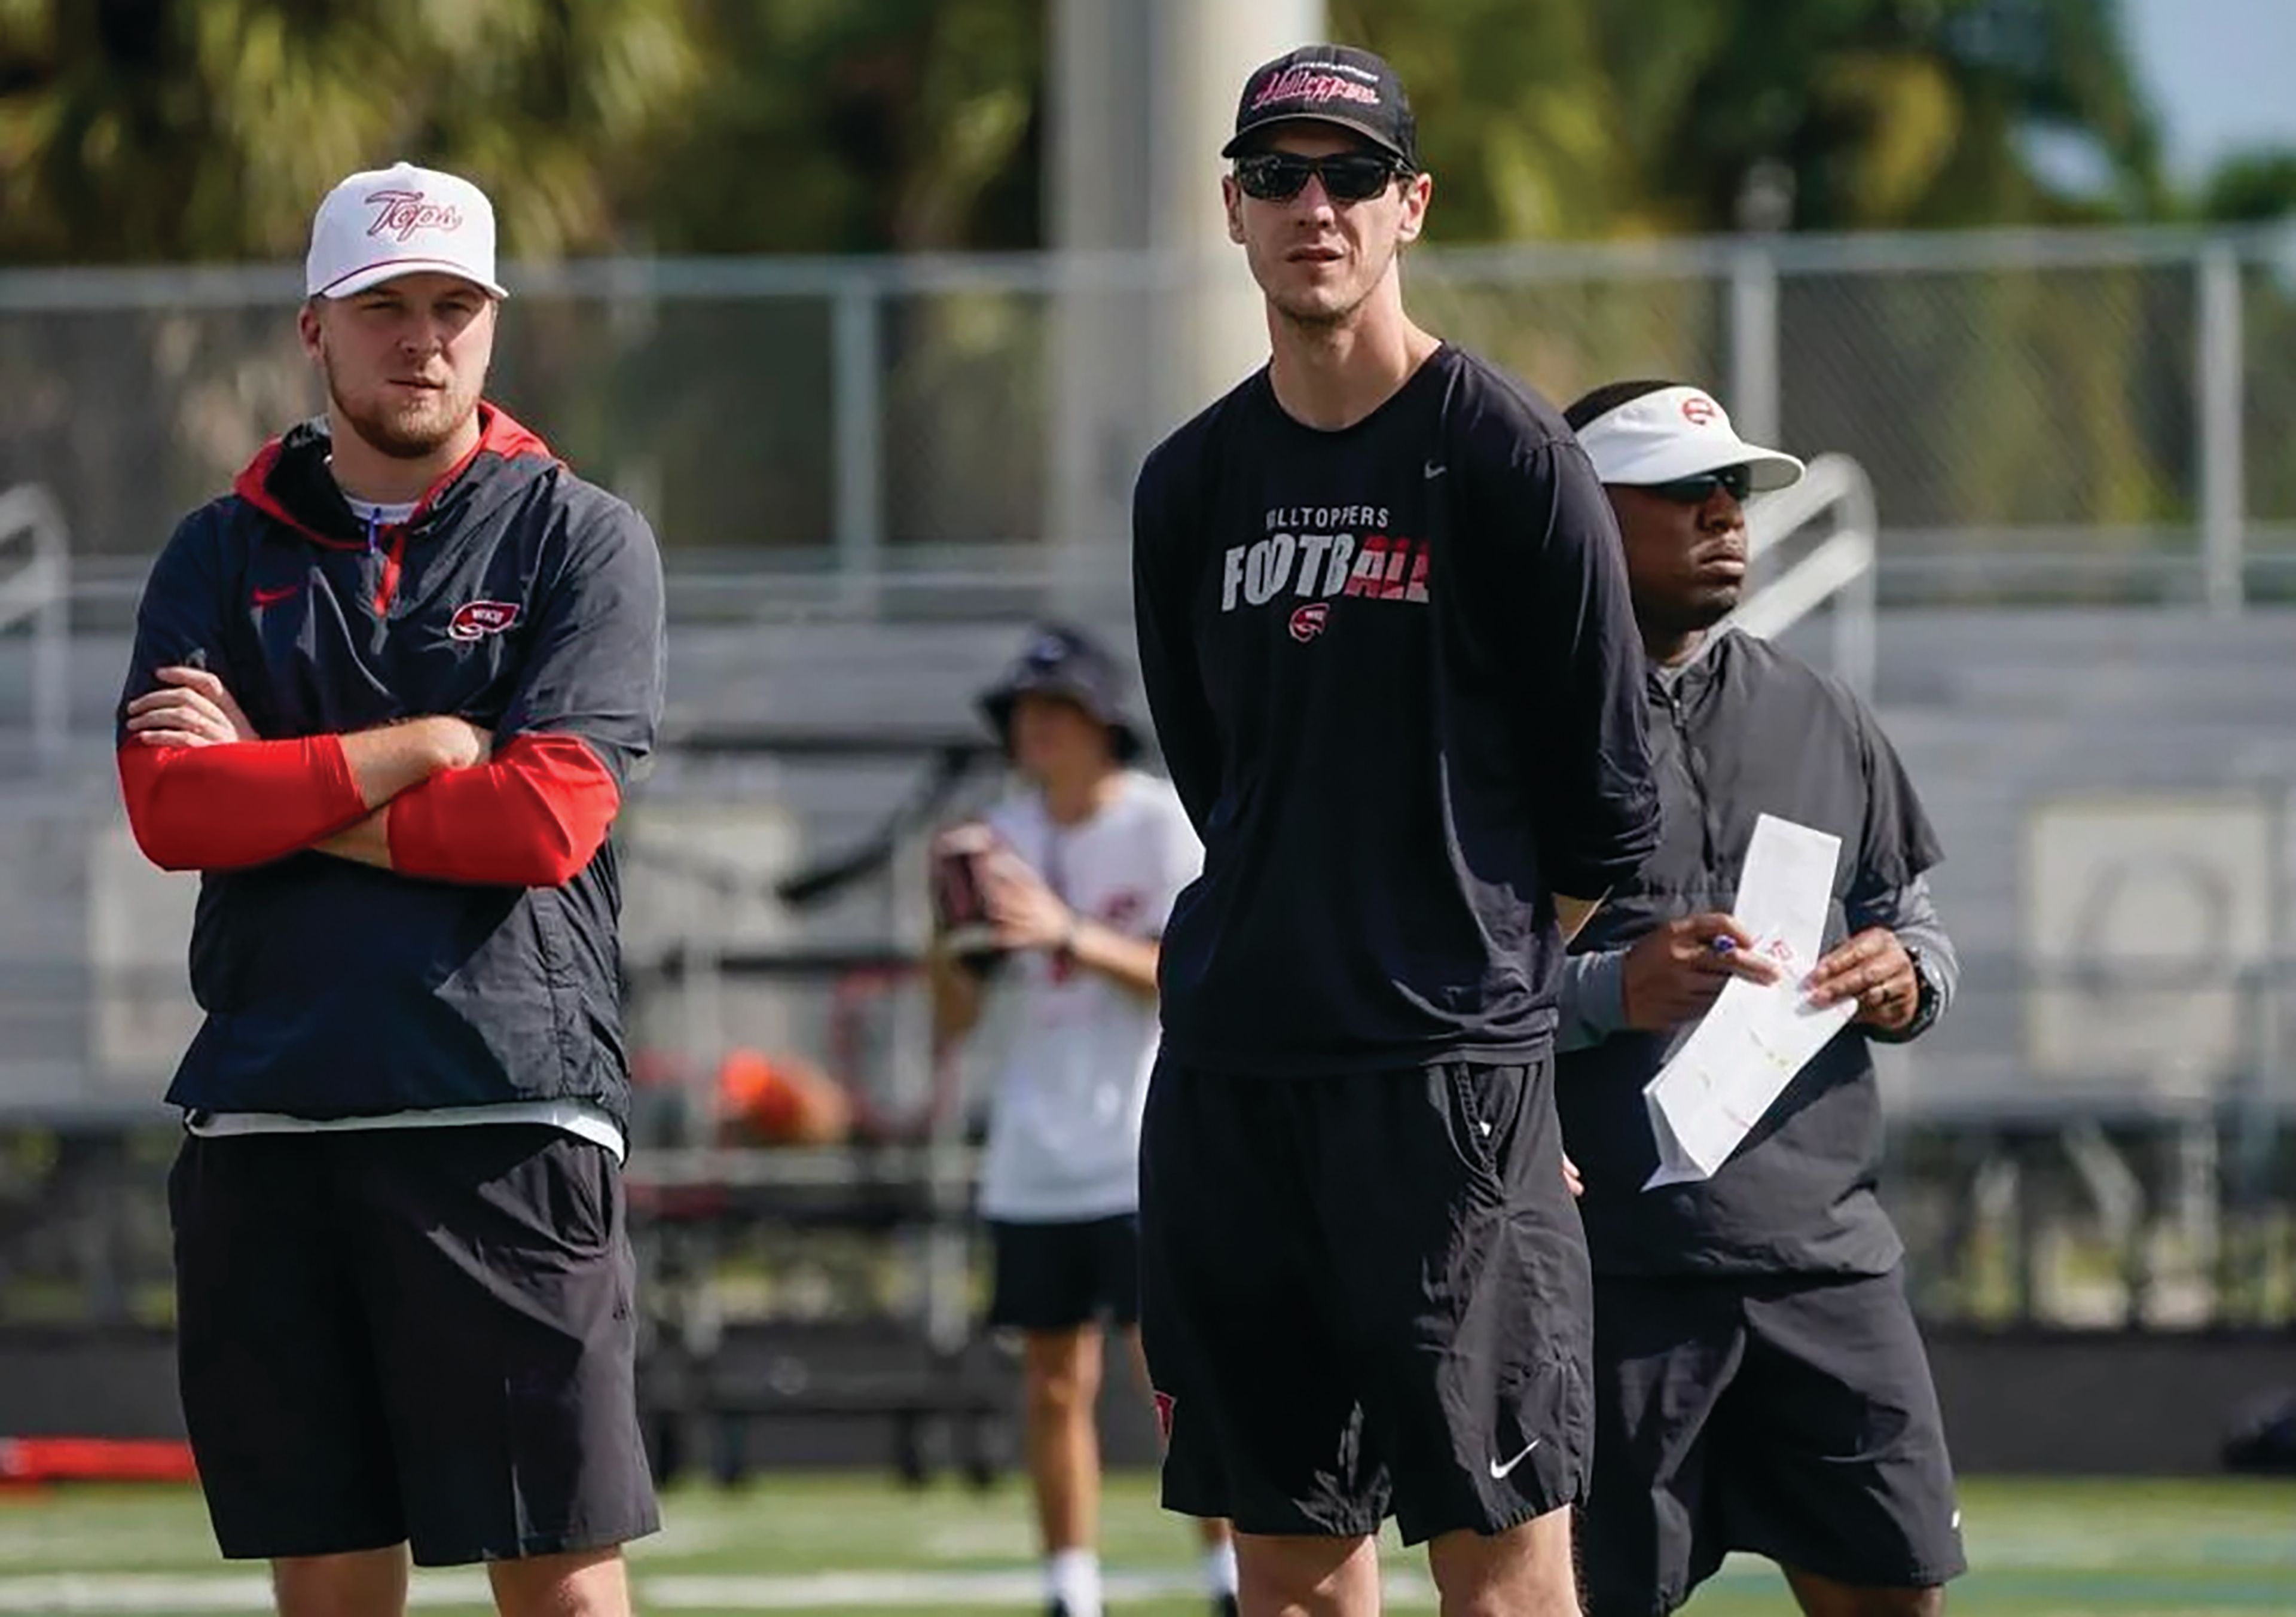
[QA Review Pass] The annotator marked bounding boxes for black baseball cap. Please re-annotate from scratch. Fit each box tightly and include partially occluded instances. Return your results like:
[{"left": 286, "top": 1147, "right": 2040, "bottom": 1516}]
[
  {"left": 978, "top": 624, "right": 1142, "bottom": 762},
  {"left": 1222, "top": 44, "right": 1419, "bottom": 171}
]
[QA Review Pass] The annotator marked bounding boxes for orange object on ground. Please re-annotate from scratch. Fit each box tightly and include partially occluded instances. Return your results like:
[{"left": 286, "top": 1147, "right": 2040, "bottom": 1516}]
[
  {"left": 0, "top": 1437, "right": 197, "bottom": 1482},
  {"left": 715, "top": 1049, "right": 854, "bottom": 1146}
]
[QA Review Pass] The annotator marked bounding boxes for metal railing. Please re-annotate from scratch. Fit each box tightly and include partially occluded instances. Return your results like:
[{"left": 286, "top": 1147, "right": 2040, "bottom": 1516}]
[
  {"left": 1729, "top": 451, "right": 1879, "bottom": 694},
  {"left": 0, "top": 485, "right": 69, "bottom": 771},
  {"left": 8, "top": 221, "right": 2296, "bottom": 622}
]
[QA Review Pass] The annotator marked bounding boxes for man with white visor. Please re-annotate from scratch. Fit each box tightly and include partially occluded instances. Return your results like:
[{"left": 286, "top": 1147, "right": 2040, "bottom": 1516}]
[{"left": 1555, "top": 381, "right": 1967, "bottom": 1617}]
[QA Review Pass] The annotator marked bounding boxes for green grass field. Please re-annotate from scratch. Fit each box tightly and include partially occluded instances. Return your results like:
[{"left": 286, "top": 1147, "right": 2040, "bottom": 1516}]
[{"left": 0, "top": 1474, "right": 2280, "bottom": 1614}]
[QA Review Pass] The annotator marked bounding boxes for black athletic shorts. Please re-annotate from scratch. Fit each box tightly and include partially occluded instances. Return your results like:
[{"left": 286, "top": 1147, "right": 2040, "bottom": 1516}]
[
  {"left": 169, "top": 1125, "right": 660, "bottom": 1567},
  {"left": 987, "top": 1214, "right": 1140, "bottom": 1332},
  {"left": 1139, "top": 1056, "right": 1592, "bottom": 1546},
  {"left": 1580, "top": 1266, "right": 1965, "bottom": 1615}
]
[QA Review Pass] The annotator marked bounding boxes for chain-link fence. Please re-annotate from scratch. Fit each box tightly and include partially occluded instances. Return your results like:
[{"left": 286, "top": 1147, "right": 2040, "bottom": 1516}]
[
  {"left": 4, "top": 228, "right": 2296, "bottom": 1331},
  {"left": 7, "top": 224, "right": 2295, "bottom": 619}
]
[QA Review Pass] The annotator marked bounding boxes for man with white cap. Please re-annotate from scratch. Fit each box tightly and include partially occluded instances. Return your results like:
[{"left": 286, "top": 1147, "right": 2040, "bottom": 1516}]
[
  {"left": 115, "top": 162, "right": 662, "bottom": 1617},
  {"left": 1556, "top": 380, "right": 1965, "bottom": 1617}
]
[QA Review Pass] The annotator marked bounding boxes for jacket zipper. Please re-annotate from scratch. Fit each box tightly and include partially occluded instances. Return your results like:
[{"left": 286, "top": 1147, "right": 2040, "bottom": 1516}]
[{"left": 1660, "top": 681, "right": 1720, "bottom": 872}]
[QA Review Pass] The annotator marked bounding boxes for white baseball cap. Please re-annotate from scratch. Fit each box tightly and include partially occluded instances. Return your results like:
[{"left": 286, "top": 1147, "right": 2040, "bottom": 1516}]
[
  {"left": 1573, "top": 385, "right": 1803, "bottom": 492},
  {"left": 305, "top": 161, "right": 507, "bottom": 301}
]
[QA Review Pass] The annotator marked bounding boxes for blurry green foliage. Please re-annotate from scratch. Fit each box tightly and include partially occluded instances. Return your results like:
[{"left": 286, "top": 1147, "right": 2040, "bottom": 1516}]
[{"left": 0, "top": 0, "right": 2265, "bottom": 264}]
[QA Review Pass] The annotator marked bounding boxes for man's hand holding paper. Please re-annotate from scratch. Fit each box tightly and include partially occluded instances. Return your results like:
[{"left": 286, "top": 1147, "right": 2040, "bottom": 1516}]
[
  {"left": 1619, "top": 913, "right": 1783, "bottom": 1029},
  {"left": 1805, "top": 926, "right": 1923, "bottom": 1033},
  {"left": 1641, "top": 814, "right": 1858, "bottom": 1188}
]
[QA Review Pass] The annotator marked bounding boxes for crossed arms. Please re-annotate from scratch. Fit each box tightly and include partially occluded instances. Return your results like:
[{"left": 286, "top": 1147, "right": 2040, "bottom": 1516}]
[{"left": 118, "top": 663, "right": 619, "bottom": 887}]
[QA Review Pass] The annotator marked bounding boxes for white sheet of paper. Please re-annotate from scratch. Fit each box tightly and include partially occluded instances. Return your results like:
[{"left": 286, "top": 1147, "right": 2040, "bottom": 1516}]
[{"left": 1641, "top": 814, "right": 1855, "bottom": 1189}]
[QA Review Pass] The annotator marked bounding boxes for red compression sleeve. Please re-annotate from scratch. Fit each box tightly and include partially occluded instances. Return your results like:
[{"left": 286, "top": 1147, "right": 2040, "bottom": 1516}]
[
  {"left": 118, "top": 737, "right": 366, "bottom": 871},
  {"left": 384, "top": 733, "right": 622, "bottom": 887}
]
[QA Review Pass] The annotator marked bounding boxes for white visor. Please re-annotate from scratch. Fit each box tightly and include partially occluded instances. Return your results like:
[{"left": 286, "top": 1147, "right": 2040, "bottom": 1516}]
[{"left": 1573, "top": 385, "right": 1804, "bottom": 492}]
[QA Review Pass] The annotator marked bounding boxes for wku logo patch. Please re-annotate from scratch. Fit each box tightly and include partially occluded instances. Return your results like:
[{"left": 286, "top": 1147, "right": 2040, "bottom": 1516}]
[{"left": 446, "top": 599, "right": 520, "bottom": 642}]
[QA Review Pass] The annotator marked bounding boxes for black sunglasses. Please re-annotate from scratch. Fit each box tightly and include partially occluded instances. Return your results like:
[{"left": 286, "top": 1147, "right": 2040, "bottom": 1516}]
[
  {"left": 1234, "top": 151, "right": 1406, "bottom": 203},
  {"left": 1640, "top": 465, "right": 1754, "bottom": 505}
]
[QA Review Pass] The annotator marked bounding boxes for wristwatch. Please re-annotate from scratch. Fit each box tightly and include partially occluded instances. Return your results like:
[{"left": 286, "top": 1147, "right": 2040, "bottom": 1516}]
[{"left": 1897, "top": 944, "right": 1941, "bottom": 1039}]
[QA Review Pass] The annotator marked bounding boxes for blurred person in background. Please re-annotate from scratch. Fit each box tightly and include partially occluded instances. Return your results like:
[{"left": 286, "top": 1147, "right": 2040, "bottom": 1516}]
[
  {"left": 116, "top": 162, "right": 663, "bottom": 1617},
  {"left": 928, "top": 626, "right": 1234, "bottom": 1617},
  {"left": 1131, "top": 43, "right": 1659, "bottom": 1617},
  {"left": 1557, "top": 380, "right": 1964, "bottom": 1617}
]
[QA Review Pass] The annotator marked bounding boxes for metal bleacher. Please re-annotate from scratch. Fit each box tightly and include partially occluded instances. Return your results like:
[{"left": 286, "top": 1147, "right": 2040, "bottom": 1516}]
[{"left": 1832, "top": 608, "right": 2296, "bottom": 1122}]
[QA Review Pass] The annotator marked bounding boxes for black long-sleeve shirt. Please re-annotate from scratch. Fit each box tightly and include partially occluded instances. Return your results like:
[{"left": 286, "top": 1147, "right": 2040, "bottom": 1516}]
[{"left": 1132, "top": 346, "right": 1660, "bottom": 1075}]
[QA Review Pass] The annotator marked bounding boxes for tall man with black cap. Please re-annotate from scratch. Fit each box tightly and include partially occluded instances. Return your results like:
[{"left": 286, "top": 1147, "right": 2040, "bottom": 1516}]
[
  {"left": 929, "top": 626, "right": 1232, "bottom": 1617},
  {"left": 1556, "top": 380, "right": 1965, "bottom": 1617},
  {"left": 1131, "top": 44, "right": 1660, "bottom": 1617}
]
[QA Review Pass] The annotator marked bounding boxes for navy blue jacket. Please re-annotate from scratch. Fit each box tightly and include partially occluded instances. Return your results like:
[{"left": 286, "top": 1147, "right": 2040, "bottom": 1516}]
[{"left": 117, "top": 407, "right": 665, "bottom": 1128}]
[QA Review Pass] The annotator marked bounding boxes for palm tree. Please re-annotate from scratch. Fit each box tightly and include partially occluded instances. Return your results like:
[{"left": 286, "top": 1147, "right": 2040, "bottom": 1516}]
[
  {"left": 1332, "top": 0, "right": 2163, "bottom": 239},
  {"left": 0, "top": 0, "right": 702, "bottom": 264},
  {"left": 0, "top": 0, "right": 705, "bottom": 572}
]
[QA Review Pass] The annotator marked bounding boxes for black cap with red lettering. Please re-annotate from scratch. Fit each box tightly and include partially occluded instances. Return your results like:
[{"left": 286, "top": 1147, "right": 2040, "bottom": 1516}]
[{"left": 1222, "top": 44, "right": 1419, "bottom": 170}]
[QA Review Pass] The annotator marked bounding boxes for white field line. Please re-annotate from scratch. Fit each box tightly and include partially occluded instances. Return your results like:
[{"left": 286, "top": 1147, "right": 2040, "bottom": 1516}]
[
  {"left": 0, "top": 1567, "right": 1443, "bottom": 1612},
  {"left": 0, "top": 1545, "right": 2275, "bottom": 1612}
]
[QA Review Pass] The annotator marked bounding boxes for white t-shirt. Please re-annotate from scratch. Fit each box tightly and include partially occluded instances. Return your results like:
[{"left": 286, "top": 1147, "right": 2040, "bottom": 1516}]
[
  {"left": 342, "top": 495, "right": 419, "bottom": 529},
  {"left": 976, "top": 771, "right": 1200, "bottom": 1222}
]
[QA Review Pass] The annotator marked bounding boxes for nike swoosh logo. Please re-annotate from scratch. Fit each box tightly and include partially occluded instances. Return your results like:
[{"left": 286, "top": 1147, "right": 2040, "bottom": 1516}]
[
  {"left": 251, "top": 586, "right": 299, "bottom": 606},
  {"left": 1424, "top": 461, "right": 1448, "bottom": 480},
  {"left": 1488, "top": 1438, "right": 1541, "bottom": 1479}
]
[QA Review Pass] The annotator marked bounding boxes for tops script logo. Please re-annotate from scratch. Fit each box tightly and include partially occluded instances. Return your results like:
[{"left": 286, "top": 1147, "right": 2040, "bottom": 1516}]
[
  {"left": 365, "top": 188, "right": 464, "bottom": 242},
  {"left": 1251, "top": 66, "right": 1381, "bottom": 111}
]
